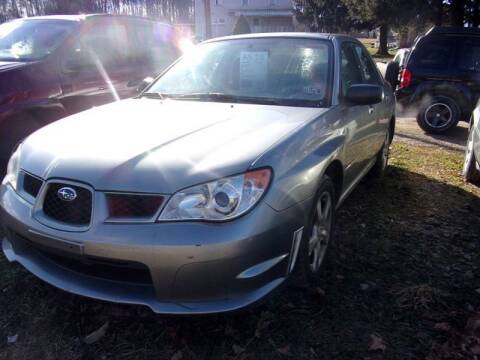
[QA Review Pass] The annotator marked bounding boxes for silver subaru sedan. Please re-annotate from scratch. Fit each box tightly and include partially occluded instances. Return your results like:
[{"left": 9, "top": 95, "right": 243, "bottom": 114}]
[{"left": 0, "top": 34, "right": 395, "bottom": 314}]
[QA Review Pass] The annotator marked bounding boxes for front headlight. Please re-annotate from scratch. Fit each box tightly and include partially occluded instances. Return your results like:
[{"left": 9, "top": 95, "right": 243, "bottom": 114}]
[
  {"left": 158, "top": 168, "right": 272, "bottom": 221},
  {"left": 3, "top": 144, "right": 22, "bottom": 191}
]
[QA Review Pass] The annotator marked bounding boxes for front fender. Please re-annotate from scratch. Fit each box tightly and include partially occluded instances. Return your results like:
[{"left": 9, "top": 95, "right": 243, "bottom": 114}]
[{"left": 253, "top": 108, "right": 346, "bottom": 211}]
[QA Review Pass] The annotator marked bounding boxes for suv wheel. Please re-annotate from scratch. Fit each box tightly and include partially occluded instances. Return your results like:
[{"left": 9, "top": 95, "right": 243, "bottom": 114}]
[
  {"left": 293, "top": 175, "right": 336, "bottom": 285},
  {"left": 463, "top": 120, "right": 480, "bottom": 185},
  {"left": 417, "top": 96, "right": 460, "bottom": 134}
]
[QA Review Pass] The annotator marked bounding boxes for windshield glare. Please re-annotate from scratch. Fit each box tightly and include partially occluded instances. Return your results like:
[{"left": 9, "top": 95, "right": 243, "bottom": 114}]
[
  {"left": 0, "top": 19, "right": 77, "bottom": 61},
  {"left": 148, "top": 38, "right": 332, "bottom": 106}
]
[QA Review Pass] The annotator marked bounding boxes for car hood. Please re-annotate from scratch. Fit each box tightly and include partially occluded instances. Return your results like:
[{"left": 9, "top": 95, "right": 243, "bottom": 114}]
[{"left": 21, "top": 99, "right": 325, "bottom": 193}]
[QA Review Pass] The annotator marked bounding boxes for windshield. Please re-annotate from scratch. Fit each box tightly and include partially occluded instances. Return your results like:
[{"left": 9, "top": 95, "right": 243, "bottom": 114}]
[
  {"left": 147, "top": 38, "right": 332, "bottom": 107},
  {"left": 0, "top": 19, "right": 78, "bottom": 61}
]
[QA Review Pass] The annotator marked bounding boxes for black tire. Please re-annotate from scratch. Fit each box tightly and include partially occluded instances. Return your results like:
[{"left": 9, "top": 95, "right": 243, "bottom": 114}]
[
  {"left": 385, "top": 61, "right": 400, "bottom": 89},
  {"left": 416, "top": 96, "right": 460, "bottom": 134},
  {"left": 0, "top": 113, "right": 40, "bottom": 174},
  {"left": 293, "top": 175, "right": 336, "bottom": 286},
  {"left": 368, "top": 126, "right": 391, "bottom": 180},
  {"left": 463, "top": 120, "right": 480, "bottom": 185}
]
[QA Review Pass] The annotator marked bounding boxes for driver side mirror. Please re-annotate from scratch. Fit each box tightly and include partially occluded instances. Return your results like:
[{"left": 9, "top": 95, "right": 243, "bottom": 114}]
[{"left": 345, "top": 84, "right": 383, "bottom": 106}]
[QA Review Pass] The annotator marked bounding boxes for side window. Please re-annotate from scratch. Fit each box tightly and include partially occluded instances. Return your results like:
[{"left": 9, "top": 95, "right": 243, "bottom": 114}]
[
  {"left": 458, "top": 38, "right": 480, "bottom": 72},
  {"left": 412, "top": 37, "right": 454, "bottom": 70},
  {"left": 63, "top": 22, "right": 129, "bottom": 71},
  {"left": 353, "top": 44, "right": 382, "bottom": 84},
  {"left": 340, "top": 43, "right": 363, "bottom": 96}
]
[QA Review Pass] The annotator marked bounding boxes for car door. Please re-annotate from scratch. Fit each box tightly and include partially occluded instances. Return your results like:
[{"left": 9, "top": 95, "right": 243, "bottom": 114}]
[
  {"left": 352, "top": 42, "right": 390, "bottom": 157},
  {"left": 59, "top": 18, "right": 136, "bottom": 115},
  {"left": 339, "top": 42, "right": 379, "bottom": 187}
]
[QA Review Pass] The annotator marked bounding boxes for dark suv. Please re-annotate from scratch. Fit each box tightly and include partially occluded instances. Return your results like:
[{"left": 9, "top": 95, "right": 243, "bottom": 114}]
[
  {"left": 396, "top": 27, "right": 480, "bottom": 134},
  {"left": 0, "top": 14, "right": 181, "bottom": 171}
]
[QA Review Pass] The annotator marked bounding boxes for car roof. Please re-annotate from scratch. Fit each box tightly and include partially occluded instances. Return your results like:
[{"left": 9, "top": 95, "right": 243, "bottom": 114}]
[
  {"left": 426, "top": 26, "right": 480, "bottom": 36},
  {"left": 8, "top": 14, "right": 167, "bottom": 23},
  {"left": 202, "top": 32, "right": 360, "bottom": 44}
]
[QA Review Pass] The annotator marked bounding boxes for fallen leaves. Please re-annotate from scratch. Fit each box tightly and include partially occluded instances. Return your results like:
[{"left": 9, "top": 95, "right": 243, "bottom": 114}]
[
  {"left": 277, "top": 345, "right": 290, "bottom": 355},
  {"left": 391, "top": 284, "right": 450, "bottom": 310},
  {"left": 232, "top": 344, "right": 245, "bottom": 355},
  {"left": 434, "top": 322, "right": 451, "bottom": 332},
  {"left": 84, "top": 321, "right": 109, "bottom": 345},
  {"left": 369, "top": 334, "right": 387, "bottom": 352},
  {"left": 427, "top": 312, "right": 480, "bottom": 359},
  {"left": 7, "top": 334, "right": 18, "bottom": 344},
  {"left": 170, "top": 350, "right": 183, "bottom": 360}
]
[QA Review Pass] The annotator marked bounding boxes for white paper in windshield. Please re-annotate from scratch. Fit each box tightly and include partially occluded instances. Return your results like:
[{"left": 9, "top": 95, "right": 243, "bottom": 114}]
[{"left": 239, "top": 51, "right": 268, "bottom": 90}]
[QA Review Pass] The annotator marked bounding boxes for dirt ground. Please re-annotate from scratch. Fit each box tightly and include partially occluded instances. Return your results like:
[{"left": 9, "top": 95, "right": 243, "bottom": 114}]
[{"left": 0, "top": 119, "right": 479, "bottom": 359}]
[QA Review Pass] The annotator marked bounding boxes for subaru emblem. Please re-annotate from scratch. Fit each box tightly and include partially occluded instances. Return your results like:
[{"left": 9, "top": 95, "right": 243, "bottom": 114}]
[{"left": 57, "top": 187, "right": 77, "bottom": 202}]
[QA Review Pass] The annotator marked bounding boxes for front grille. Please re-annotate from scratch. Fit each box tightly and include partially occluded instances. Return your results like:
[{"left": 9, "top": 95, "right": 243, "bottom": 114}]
[
  {"left": 106, "top": 194, "right": 163, "bottom": 219},
  {"left": 42, "top": 183, "right": 92, "bottom": 226},
  {"left": 23, "top": 173, "right": 43, "bottom": 198}
]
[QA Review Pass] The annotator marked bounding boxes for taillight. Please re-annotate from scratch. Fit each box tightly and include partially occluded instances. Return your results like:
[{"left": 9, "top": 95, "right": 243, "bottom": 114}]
[{"left": 399, "top": 68, "right": 412, "bottom": 88}]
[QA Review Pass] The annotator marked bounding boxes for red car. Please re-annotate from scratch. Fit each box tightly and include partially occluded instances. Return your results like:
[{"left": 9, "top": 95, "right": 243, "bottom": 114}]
[{"left": 0, "top": 14, "right": 182, "bottom": 171}]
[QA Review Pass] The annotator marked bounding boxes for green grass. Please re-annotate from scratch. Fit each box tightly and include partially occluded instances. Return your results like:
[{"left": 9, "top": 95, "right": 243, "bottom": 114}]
[{"left": 358, "top": 37, "right": 397, "bottom": 60}]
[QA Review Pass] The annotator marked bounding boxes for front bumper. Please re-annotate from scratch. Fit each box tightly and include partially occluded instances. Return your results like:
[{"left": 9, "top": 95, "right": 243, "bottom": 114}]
[{"left": 0, "top": 183, "right": 310, "bottom": 314}]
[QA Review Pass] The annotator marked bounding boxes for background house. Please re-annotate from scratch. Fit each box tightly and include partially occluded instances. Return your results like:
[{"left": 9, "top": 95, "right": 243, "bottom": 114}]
[{"left": 194, "top": 0, "right": 294, "bottom": 40}]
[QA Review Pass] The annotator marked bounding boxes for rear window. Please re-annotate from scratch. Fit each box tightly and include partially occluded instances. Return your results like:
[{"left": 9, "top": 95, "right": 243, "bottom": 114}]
[{"left": 412, "top": 37, "right": 454, "bottom": 70}]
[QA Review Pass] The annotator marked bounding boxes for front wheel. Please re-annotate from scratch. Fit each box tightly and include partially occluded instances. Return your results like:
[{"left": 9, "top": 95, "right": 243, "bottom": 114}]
[
  {"left": 293, "top": 175, "right": 336, "bottom": 285},
  {"left": 463, "top": 121, "right": 480, "bottom": 185},
  {"left": 416, "top": 96, "right": 460, "bottom": 134}
]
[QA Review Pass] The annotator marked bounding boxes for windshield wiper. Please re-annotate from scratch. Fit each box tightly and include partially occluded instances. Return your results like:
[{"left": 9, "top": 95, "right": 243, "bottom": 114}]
[
  {"left": 165, "top": 93, "right": 285, "bottom": 105},
  {"left": 139, "top": 92, "right": 166, "bottom": 100},
  {"left": 140, "top": 92, "right": 325, "bottom": 107}
]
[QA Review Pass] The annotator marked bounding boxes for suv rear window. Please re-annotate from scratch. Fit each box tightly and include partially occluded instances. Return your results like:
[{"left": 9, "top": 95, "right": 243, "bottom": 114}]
[{"left": 412, "top": 37, "right": 454, "bottom": 70}]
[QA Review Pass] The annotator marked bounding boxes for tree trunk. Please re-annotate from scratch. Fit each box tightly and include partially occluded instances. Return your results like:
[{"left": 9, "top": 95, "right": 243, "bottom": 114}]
[
  {"left": 203, "top": 0, "right": 212, "bottom": 39},
  {"left": 399, "top": 28, "right": 409, "bottom": 48},
  {"left": 377, "top": 24, "right": 389, "bottom": 56},
  {"left": 451, "top": 0, "right": 466, "bottom": 26}
]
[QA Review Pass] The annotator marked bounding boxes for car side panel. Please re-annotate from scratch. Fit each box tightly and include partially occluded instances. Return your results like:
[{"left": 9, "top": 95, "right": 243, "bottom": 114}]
[{"left": 252, "top": 106, "right": 349, "bottom": 211}]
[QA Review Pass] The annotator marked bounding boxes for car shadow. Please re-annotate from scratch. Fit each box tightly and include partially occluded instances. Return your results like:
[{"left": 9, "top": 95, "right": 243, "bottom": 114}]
[{"left": 0, "top": 164, "right": 479, "bottom": 358}]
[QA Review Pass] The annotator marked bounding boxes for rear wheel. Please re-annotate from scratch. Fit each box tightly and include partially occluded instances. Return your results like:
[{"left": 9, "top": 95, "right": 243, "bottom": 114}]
[
  {"left": 463, "top": 120, "right": 480, "bottom": 185},
  {"left": 416, "top": 96, "right": 460, "bottom": 134},
  {"left": 293, "top": 175, "right": 336, "bottom": 285}
]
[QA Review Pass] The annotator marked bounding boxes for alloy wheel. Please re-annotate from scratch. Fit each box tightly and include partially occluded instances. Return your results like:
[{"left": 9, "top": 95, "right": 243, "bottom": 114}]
[
  {"left": 308, "top": 191, "right": 333, "bottom": 273},
  {"left": 424, "top": 103, "right": 453, "bottom": 129}
]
